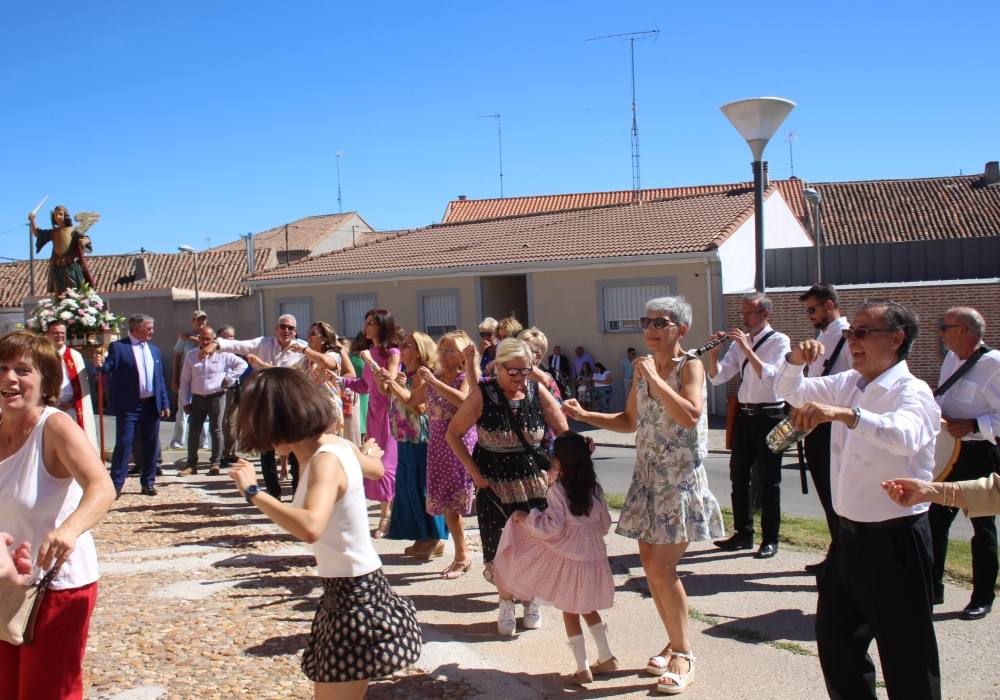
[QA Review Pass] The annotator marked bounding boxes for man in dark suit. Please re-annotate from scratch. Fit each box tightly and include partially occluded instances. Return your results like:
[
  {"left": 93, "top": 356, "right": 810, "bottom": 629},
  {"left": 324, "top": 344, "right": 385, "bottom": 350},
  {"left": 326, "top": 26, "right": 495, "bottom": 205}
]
[
  {"left": 96, "top": 313, "right": 170, "bottom": 497},
  {"left": 547, "top": 345, "right": 570, "bottom": 385}
]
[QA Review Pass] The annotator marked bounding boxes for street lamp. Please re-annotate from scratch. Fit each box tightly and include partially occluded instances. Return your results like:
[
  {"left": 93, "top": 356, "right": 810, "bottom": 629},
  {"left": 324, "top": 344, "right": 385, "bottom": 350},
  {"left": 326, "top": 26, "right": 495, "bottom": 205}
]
[
  {"left": 178, "top": 245, "right": 201, "bottom": 310},
  {"left": 803, "top": 187, "right": 823, "bottom": 283},
  {"left": 720, "top": 97, "right": 796, "bottom": 292}
]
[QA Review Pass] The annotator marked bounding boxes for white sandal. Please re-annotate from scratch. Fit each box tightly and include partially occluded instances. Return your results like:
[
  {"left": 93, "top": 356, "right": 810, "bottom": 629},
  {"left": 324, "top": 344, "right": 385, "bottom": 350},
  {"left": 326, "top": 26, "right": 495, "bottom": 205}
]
[
  {"left": 656, "top": 650, "right": 695, "bottom": 695},
  {"left": 646, "top": 646, "right": 671, "bottom": 675}
]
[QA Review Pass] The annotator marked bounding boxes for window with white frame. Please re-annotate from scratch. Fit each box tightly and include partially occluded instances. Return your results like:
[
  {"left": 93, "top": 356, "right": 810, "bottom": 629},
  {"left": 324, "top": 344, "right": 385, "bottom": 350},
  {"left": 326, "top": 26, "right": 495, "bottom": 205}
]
[
  {"left": 420, "top": 291, "right": 459, "bottom": 337},
  {"left": 601, "top": 281, "right": 673, "bottom": 332},
  {"left": 339, "top": 294, "right": 376, "bottom": 338},
  {"left": 275, "top": 298, "right": 312, "bottom": 332}
]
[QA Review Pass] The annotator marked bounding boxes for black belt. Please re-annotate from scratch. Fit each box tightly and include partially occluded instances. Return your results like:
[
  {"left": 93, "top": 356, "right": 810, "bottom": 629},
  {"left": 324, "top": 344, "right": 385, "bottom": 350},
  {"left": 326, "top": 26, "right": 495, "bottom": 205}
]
[
  {"left": 194, "top": 391, "right": 226, "bottom": 399},
  {"left": 838, "top": 513, "right": 922, "bottom": 534},
  {"left": 739, "top": 402, "right": 785, "bottom": 415}
]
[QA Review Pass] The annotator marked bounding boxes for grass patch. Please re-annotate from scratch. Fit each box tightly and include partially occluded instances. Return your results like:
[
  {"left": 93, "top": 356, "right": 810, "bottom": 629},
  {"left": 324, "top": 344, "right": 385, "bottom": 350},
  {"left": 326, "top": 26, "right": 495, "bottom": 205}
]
[{"left": 605, "top": 492, "right": 626, "bottom": 511}]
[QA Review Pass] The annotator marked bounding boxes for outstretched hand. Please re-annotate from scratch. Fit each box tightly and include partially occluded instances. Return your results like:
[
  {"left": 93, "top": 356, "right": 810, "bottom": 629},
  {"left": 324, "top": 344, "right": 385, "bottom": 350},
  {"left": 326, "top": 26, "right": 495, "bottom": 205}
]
[
  {"left": 881, "top": 478, "right": 936, "bottom": 507},
  {"left": 561, "top": 398, "right": 585, "bottom": 420},
  {"left": 789, "top": 339, "right": 825, "bottom": 366}
]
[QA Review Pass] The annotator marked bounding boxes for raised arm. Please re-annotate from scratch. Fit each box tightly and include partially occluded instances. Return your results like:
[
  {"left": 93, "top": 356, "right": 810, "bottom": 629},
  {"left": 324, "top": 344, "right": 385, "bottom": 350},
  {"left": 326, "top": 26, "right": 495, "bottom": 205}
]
[
  {"left": 563, "top": 371, "right": 638, "bottom": 433},
  {"left": 639, "top": 356, "right": 704, "bottom": 430}
]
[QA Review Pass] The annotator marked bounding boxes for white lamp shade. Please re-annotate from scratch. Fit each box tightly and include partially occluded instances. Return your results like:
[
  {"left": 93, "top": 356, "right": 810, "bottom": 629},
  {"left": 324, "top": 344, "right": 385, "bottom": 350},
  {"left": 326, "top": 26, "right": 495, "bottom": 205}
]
[{"left": 720, "top": 97, "right": 796, "bottom": 161}]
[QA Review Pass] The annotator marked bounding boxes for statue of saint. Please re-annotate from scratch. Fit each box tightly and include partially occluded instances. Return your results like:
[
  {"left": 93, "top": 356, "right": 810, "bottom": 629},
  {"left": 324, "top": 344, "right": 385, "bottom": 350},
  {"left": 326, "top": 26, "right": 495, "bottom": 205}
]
[{"left": 28, "top": 205, "right": 100, "bottom": 294}]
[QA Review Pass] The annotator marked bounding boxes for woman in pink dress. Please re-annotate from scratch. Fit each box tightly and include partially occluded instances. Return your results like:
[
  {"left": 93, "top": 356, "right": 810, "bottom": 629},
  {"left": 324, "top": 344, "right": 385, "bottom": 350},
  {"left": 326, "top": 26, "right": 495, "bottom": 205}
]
[
  {"left": 493, "top": 431, "right": 617, "bottom": 685},
  {"left": 343, "top": 309, "right": 400, "bottom": 538},
  {"left": 409, "top": 331, "right": 478, "bottom": 579}
]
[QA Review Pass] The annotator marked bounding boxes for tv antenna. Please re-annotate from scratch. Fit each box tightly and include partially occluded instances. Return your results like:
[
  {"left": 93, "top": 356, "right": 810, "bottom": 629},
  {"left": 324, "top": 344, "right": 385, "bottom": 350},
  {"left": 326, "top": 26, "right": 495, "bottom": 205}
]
[
  {"left": 478, "top": 114, "right": 504, "bottom": 198},
  {"left": 786, "top": 129, "right": 797, "bottom": 178},
  {"left": 586, "top": 28, "right": 660, "bottom": 198}
]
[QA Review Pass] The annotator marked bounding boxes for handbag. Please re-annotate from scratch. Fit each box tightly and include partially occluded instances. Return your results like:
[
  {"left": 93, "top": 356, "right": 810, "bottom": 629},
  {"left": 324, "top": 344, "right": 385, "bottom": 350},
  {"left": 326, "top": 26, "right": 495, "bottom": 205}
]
[
  {"left": 494, "top": 382, "right": 551, "bottom": 473},
  {"left": 0, "top": 567, "right": 60, "bottom": 646}
]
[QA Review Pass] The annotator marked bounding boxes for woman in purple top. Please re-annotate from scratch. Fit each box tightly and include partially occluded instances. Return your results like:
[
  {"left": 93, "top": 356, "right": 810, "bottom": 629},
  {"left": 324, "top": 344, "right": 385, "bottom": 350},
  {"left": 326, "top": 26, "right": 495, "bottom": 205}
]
[{"left": 343, "top": 308, "right": 400, "bottom": 538}]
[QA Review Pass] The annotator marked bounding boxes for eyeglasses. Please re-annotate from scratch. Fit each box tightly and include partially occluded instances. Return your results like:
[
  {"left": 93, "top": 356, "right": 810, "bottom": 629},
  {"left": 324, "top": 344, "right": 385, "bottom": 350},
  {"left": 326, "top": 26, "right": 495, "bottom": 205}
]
[
  {"left": 805, "top": 306, "right": 819, "bottom": 315},
  {"left": 479, "top": 331, "right": 494, "bottom": 338},
  {"left": 842, "top": 326, "right": 899, "bottom": 340},
  {"left": 278, "top": 324, "right": 296, "bottom": 331},
  {"left": 939, "top": 323, "right": 963, "bottom": 332},
  {"left": 639, "top": 317, "right": 679, "bottom": 330},
  {"left": 500, "top": 364, "right": 533, "bottom": 377}
]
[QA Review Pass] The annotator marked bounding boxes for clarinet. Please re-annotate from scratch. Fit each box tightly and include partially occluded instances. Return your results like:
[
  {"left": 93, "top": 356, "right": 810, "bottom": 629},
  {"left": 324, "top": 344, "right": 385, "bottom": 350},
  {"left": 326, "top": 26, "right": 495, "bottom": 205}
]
[{"left": 674, "top": 335, "right": 730, "bottom": 362}]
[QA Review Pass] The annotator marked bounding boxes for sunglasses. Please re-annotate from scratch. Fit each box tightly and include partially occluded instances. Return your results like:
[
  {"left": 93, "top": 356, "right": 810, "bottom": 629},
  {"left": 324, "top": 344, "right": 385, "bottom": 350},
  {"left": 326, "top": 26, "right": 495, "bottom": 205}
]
[
  {"left": 805, "top": 305, "right": 819, "bottom": 315},
  {"left": 842, "top": 326, "right": 899, "bottom": 340},
  {"left": 939, "top": 323, "right": 963, "bottom": 332},
  {"left": 278, "top": 324, "right": 296, "bottom": 331},
  {"left": 479, "top": 331, "right": 494, "bottom": 338},
  {"left": 639, "top": 317, "right": 679, "bottom": 330},
  {"left": 500, "top": 364, "right": 533, "bottom": 378}
]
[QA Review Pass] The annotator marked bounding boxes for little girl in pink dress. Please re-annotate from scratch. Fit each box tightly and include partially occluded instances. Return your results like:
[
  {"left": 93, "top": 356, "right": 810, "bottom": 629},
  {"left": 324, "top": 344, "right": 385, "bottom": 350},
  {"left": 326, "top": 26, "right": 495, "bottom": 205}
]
[{"left": 492, "top": 432, "right": 617, "bottom": 685}]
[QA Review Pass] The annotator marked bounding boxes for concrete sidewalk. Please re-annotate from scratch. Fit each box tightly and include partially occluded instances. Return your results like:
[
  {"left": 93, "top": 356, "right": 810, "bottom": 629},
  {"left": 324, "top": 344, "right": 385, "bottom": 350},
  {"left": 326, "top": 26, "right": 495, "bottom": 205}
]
[{"left": 85, "top": 470, "right": 997, "bottom": 699}]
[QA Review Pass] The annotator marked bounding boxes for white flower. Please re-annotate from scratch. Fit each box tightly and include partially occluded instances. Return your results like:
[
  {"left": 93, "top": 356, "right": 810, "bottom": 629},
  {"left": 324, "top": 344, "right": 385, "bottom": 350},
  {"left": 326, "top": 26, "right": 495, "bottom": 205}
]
[{"left": 59, "top": 311, "right": 73, "bottom": 321}]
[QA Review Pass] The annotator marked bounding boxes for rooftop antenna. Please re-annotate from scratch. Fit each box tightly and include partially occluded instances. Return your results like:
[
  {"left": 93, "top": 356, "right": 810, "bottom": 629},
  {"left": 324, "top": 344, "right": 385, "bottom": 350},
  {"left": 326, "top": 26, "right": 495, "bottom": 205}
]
[
  {"left": 477, "top": 114, "right": 504, "bottom": 198},
  {"left": 786, "top": 129, "right": 797, "bottom": 178},
  {"left": 335, "top": 151, "right": 345, "bottom": 213},
  {"left": 586, "top": 28, "right": 660, "bottom": 199}
]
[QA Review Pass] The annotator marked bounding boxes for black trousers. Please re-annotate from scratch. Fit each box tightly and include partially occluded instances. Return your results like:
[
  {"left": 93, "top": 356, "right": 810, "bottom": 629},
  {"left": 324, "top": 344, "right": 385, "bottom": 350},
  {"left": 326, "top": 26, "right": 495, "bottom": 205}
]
[
  {"left": 817, "top": 515, "right": 940, "bottom": 700},
  {"left": 804, "top": 422, "right": 839, "bottom": 542},
  {"left": 729, "top": 411, "right": 783, "bottom": 543},
  {"left": 929, "top": 439, "right": 1000, "bottom": 605},
  {"left": 259, "top": 450, "right": 299, "bottom": 500}
]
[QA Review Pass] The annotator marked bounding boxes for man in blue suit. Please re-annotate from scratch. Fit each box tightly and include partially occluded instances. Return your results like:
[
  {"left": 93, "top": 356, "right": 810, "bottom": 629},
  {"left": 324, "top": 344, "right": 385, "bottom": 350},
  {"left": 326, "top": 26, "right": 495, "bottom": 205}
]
[{"left": 95, "top": 313, "right": 170, "bottom": 497}]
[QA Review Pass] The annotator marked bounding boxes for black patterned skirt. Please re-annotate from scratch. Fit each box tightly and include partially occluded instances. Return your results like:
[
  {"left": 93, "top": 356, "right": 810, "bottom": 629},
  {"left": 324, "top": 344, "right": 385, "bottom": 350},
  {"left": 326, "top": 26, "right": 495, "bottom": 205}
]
[{"left": 301, "top": 568, "right": 422, "bottom": 683}]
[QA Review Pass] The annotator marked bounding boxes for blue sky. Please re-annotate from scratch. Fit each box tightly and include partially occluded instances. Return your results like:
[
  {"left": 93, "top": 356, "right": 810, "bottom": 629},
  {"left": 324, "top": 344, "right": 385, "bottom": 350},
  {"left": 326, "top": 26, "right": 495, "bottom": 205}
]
[{"left": 2, "top": 1, "right": 997, "bottom": 256}]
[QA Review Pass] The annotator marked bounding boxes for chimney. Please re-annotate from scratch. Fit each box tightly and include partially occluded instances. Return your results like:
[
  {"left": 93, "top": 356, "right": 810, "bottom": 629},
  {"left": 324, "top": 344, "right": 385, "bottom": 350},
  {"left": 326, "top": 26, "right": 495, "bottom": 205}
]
[
  {"left": 457, "top": 195, "right": 467, "bottom": 201},
  {"left": 982, "top": 161, "right": 1000, "bottom": 187},
  {"left": 245, "top": 232, "right": 255, "bottom": 275},
  {"left": 132, "top": 255, "right": 150, "bottom": 284}
]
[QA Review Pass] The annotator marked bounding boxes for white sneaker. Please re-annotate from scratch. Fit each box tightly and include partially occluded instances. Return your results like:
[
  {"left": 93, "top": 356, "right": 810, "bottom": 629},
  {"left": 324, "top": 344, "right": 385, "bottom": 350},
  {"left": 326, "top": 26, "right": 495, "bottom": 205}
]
[
  {"left": 522, "top": 600, "right": 542, "bottom": 629},
  {"left": 497, "top": 599, "right": 517, "bottom": 636},
  {"left": 168, "top": 442, "right": 184, "bottom": 449}
]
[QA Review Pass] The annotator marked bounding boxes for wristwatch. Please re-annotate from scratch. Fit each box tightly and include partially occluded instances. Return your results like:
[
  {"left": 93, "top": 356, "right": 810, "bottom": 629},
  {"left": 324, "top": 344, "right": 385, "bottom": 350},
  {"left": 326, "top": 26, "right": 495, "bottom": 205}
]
[
  {"left": 244, "top": 484, "right": 261, "bottom": 504},
  {"left": 848, "top": 407, "right": 861, "bottom": 430}
]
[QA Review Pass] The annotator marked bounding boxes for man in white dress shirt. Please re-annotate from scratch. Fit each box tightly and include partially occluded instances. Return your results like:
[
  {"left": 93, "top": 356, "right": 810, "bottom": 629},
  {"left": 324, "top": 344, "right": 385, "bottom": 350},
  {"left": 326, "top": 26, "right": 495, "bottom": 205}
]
[
  {"left": 796, "top": 284, "right": 852, "bottom": 573},
  {"left": 928, "top": 307, "right": 1000, "bottom": 620},
  {"left": 775, "top": 299, "right": 940, "bottom": 700},
  {"left": 707, "top": 292, "right": 790, "bottom": 559},
  {"left": 215, "top": 314, "right": 306, "bottom": 498}
]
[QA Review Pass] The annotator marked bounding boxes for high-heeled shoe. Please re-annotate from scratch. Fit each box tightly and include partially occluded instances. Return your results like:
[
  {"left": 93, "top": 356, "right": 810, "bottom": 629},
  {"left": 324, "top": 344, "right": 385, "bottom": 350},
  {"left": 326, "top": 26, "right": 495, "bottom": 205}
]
[
  {"left": 440, "top": 559, "right": 472, "bottom": 579},
  {"left": 373, "top": 516, "right": 389, "bottom": 539},
  {"left": 403, "top": 542, "right": 423, "bottom": 556},
  {"left": 415, "top": 541, "right": 446, "bottom": 560}
]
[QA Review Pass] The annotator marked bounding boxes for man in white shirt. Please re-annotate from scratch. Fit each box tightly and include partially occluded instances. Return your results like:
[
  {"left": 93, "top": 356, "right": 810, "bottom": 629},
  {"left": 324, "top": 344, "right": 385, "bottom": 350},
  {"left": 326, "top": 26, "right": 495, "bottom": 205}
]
[
  {"left": 796, "top": 284, "right": 852, "bottom": 573},
  {"left": 216, "top": 314, "right": 306, "bottom": 498},
  {"left": 178, "top": 326, "right": 247, "bottom": 477},
  {"left": 774, "top": 299, "right": 940, "bottom": 700},
  {"left": 929, "top": 307, "right": 1000, "bottom": 620},
  {"left": 707, "top": 293, "right": 790, "bottom": 559}
]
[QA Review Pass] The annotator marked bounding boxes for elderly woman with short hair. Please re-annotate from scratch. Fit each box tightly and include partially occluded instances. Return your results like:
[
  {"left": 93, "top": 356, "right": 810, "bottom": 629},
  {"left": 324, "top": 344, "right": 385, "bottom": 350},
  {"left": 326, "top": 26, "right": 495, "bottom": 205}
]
[
  {"left": 564, "top": 296, "right": 724, "bottom": 694},
  {"left": 447, "top": 338, "right": 568, "bottom": 636}
]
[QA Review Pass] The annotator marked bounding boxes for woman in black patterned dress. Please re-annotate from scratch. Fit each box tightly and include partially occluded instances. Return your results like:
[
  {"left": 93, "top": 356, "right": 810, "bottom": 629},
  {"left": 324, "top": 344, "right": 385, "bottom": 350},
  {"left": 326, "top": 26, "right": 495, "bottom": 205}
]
[{"left": 446, "top": 338, "right": 567, "bottom": 636}]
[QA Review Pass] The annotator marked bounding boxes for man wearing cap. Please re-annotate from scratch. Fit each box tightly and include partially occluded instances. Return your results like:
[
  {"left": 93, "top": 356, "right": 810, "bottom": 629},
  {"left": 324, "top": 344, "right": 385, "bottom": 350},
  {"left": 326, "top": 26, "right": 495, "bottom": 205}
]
[{"left": 169, "top": 310, "right": 211, "bottom": 451}]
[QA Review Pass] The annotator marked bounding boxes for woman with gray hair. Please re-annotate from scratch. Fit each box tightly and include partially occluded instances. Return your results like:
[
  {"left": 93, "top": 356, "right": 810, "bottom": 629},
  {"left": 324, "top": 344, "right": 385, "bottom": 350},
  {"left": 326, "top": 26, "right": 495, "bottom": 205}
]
[
  {"left": 564, "top": 296, "right": 724, "bottom": 694},
  {"left": 447, "top": 338, "right": 568, "bottom": 636}
]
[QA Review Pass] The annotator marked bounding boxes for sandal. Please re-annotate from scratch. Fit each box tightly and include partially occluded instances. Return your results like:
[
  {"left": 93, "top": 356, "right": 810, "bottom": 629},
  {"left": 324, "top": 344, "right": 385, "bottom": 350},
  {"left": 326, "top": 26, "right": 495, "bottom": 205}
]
[
  {"left": 372, "top": 516, "right": 389, "bottom": 539},
  {"left": 656, "top": 651, "right": 696, "bottom": 695},
  {"left": 561, "top": 669, "right": 593, "bottom": 685},
  {"left": 440, "top": 559, "right": 472, "bottom": 580},
  {"left": 646, "top": 645, "right": 672, "bottom": 675}
]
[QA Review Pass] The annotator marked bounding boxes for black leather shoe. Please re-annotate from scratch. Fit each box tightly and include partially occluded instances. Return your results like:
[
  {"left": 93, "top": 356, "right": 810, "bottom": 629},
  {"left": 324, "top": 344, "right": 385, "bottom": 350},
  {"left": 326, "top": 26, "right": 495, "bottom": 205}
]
[
  {"left": 714, "top": 535, "right": 753, "bottom": 551},
  {"left": 127, "top": 466, "right": 141, "bottom": 475},
  {"left": 755, "top": 542, "right": 779, "bottom": 559},
  {"left": 140, "top": 486, "right": 158, "bottom": 496},
  {"left": 156, "top": 467, "right": 164, "bottom": 476},
  {"left": 961, "top": 602, "right": 992, "bottom": 620},
  {"left": 932, "top": 591, "right": 944, "bottom": 606}
]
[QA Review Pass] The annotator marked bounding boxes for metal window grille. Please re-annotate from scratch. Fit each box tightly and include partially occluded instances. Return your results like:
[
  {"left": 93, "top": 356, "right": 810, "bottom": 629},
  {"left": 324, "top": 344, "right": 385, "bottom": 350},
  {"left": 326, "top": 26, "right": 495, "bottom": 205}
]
[
  {"left": 341, "top": 296, "right": 375, "bottom": 338},
  {"left": 603, "top": 284, "right": 671, "bottom": 331},
  {"left": 422, "top": 293, "right": 458, "bottom": 338}
]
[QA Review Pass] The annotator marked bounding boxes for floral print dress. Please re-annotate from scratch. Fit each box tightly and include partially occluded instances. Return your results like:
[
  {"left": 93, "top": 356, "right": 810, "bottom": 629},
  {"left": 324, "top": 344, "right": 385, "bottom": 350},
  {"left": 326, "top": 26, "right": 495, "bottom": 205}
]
[{"left": 616, "top": 360, "right": 725, "bottom": 544}]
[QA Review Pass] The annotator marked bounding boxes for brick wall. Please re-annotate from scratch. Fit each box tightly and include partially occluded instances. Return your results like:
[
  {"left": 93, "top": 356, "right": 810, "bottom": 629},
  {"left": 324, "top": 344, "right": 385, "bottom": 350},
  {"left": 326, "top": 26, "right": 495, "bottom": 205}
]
[{"left": 722, "top": 282, "right": 1000, "bottom": 389}]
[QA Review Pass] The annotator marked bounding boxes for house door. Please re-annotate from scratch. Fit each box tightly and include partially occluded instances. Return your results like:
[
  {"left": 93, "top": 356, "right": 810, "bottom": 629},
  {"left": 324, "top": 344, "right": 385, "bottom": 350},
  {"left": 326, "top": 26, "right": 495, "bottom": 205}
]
[{"left": 479, "top": 275, "right": 528, "bottom": 325}]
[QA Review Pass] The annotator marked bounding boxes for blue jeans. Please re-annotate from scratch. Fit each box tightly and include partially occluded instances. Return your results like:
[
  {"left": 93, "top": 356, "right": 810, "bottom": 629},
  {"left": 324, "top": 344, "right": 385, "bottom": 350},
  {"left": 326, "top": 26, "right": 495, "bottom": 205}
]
[{"left": 110, "top": 398, "right": 161, "bottom": 490}]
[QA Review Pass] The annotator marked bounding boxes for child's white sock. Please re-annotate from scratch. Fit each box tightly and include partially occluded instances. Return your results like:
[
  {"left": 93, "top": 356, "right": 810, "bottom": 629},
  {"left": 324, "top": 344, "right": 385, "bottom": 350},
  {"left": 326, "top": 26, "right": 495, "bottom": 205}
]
[
  {"left": 588, "top": 622, "right": 614, "bottom": 662},
  {"left": 567, "top": 634, "right": 588, "bottom": 673}
]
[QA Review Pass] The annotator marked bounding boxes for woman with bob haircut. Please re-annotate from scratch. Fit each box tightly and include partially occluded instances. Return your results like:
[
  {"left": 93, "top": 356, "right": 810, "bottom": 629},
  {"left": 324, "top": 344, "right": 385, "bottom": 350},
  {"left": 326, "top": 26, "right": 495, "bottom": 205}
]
[{"left": 229, "top": 367, "right": 421, "bottom": 699}]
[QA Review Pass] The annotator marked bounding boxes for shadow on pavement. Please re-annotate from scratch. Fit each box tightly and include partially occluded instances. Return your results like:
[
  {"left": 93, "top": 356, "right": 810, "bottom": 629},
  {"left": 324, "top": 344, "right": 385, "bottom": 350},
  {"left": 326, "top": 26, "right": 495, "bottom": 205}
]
[{"left": 699, "top": 607, "right": 817, "bottom": 645}]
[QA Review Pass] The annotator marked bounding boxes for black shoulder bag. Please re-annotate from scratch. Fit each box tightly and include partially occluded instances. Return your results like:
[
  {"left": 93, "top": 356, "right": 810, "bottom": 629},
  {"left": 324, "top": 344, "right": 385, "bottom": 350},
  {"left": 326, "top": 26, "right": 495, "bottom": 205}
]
[
  {"left": 934, "top": 346, "right": 992, "bottom": 398},
  {"left": 495, "top": 382, "right": 551, "bottom": 473}
]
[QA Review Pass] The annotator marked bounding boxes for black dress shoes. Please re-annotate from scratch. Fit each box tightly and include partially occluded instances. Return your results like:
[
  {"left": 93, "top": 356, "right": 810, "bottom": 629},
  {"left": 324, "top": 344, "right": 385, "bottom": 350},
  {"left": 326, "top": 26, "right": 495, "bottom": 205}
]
[
  {"left": 140, "top": 486, "right": 158, "bottom": 496},
  {"left": 961, "top": 602, "right": 992, "bottom": 620},
  {"left": 755, "top": 542, "right": 779, "bottom": 559},
  {"left": 714, "top": 534, "right": 754, "bottom": 551},
  {"left": 127, "top": 466, "right": 141, "bottom": 475}
]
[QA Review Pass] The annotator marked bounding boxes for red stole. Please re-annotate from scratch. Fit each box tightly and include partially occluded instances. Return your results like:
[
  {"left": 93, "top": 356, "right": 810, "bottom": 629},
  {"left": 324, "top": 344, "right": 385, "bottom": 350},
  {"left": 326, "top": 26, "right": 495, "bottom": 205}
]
[{"left": 62, "top": 347, "right": 85, "bottom": 429}]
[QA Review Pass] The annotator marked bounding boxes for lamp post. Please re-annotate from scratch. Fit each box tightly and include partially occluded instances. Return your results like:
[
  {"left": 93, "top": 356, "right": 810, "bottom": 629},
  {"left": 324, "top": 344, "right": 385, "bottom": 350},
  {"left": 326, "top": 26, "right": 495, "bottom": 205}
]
[
  {"left": 720, "top": 97, "right": 796, "bottom": 292},
  {"left": 803, "top": 187, "right": 823, "bottom": 283},
  {"left": 178, "top": 245, "right": 201, "bottom": 310}
]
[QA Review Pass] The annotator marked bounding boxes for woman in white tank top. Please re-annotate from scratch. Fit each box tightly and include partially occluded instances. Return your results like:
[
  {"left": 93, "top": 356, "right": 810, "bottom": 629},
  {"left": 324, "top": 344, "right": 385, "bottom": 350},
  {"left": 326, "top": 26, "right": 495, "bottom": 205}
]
[
  {"left": 228, "top": 367, "right": 421, "bottom": 699},
  {"left": 0, "top": 331, "right": 116, "bottom": 699}
]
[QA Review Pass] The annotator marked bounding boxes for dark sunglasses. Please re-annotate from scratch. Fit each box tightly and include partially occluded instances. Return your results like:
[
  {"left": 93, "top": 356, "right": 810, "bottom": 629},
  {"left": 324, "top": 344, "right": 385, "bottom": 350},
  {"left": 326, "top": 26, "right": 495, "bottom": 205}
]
[
  {"left": 939, "top": 323, "right": 963, "bottom": 332},
  {"left": 278, "top": 324, "right": 296, "bottom": 331},
  {"left": 640, "top": 317, "right": 679, "bottom": 330},
  {"left": 842, "top": 326, "right": 898, "bottom": 340},
  {"left": 500, "top": 364, "right": 533, "bottom": 378},
  {"left": 479, "top": 331, "right": 494, "bottom": 338}
]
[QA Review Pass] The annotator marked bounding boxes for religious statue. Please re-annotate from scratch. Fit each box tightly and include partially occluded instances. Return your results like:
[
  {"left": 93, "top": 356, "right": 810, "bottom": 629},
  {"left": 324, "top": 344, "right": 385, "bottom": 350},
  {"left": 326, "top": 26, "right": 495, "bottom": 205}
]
[{"left": 28, "top": 205, "right": 100, "bottom": 294}]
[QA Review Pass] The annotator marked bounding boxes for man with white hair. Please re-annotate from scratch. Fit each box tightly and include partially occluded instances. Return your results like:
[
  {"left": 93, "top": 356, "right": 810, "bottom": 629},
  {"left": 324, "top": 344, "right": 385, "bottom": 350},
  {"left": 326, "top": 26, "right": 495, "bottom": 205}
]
[
  {"left": 215, "top": 314, "right": 306, "bottom": 498},
  {"left": 929, "top": 306, "right": 1000, "bottom": 620}
]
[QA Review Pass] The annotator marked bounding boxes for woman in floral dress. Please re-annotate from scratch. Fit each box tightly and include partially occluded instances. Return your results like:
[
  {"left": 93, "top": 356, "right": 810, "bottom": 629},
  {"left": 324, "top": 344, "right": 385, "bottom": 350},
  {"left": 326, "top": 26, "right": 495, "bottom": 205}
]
[
  {"left": 295, "top": 321, "right": 354, "bottom": 433},
  {"left": 564, "top": 296, "right": 724, "bottom": 695}
]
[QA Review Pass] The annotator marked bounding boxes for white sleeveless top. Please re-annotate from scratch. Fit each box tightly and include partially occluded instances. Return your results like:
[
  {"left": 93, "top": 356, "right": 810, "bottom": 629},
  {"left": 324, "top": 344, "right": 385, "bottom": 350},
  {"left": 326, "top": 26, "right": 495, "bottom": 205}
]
[
  {"left": 0, "top": 407, "right": 100, "bottom": 589},
  {"left": 291, "top": 440, "right": 381, "bottom": 578}
]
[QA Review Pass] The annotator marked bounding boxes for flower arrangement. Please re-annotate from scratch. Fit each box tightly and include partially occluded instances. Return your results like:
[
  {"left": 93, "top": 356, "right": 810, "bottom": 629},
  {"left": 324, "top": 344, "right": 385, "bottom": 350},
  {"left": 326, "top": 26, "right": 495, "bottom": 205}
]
[{"left": 26, "top": 283, "right": 124, "bottom": 341}]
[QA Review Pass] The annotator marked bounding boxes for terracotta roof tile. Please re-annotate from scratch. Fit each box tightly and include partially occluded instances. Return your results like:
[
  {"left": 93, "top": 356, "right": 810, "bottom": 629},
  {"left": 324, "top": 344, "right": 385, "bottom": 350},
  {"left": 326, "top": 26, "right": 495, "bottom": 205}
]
[
  {"left": 807, "top": 175, "right": 1000, "bottom": 245},
  {"left": 211, "top": 213, "right": 355, "bottom": 253},
  {"left": 249, "top": 189, "right": 767, "bottom": 283},
  {"left": 0, "top": 249, "right": 272, "bottom": 308}
]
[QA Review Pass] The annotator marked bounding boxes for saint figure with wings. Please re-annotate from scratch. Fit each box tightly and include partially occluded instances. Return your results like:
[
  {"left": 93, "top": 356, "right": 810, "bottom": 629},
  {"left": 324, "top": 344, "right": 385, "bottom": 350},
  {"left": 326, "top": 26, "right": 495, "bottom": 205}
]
[{"left": 28, "top": 205, "right": 100, "bottom": 293}]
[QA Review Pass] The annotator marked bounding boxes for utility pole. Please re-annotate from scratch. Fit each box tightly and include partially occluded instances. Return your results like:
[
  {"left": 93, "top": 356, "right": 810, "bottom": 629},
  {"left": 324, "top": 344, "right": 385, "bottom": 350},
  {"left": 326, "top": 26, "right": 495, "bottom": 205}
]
[
  {"left": 586, "top": 28, "right": 659, "bottom": 198},
  {"left": 478, "top": 114, "right": 504, "bottom": 198}
]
